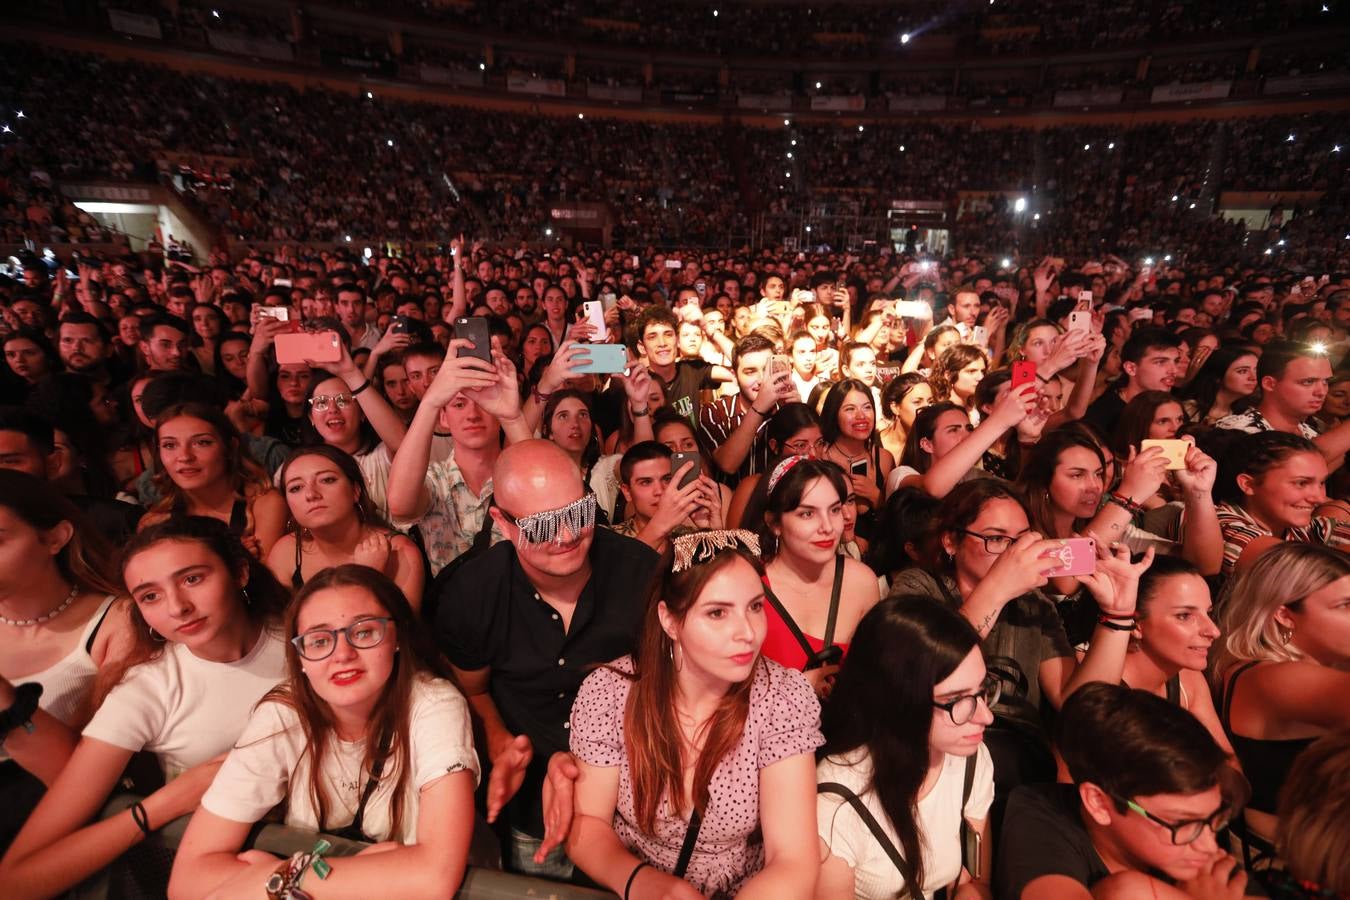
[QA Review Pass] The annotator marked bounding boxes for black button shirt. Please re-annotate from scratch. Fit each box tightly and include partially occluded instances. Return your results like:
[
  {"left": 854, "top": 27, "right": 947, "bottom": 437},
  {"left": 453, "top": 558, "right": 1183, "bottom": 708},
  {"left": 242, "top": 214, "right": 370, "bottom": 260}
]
[{"left": 434, "top": 526, "right": 659, "bottom": 836}]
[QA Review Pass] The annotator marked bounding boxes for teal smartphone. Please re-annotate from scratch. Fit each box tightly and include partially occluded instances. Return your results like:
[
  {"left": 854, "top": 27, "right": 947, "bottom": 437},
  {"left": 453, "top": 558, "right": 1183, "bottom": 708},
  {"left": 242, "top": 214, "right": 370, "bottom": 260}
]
[{"left": 573, "top": 343, "right": 627, "bottom": 374}]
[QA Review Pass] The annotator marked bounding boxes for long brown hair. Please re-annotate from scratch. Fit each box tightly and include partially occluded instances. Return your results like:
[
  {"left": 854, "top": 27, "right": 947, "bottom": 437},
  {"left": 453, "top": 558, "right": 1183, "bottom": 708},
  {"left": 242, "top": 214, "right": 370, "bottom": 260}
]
[
  {"left": 623, "top": 545, "right": 765, "bottom": 833},
  {"left": 263, "top": 565, "right": 452, "bottom": 840},
  {"left": 148, "top": 401, "right": 272, "bottom": 519},
  {"left": 96, "top": 516, "right": 290, "bottom": 706}
]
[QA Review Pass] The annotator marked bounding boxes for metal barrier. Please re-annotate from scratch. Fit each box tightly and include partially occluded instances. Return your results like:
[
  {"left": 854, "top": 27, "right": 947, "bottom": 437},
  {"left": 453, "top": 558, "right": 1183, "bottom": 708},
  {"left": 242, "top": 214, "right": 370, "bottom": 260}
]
[{"left": 74, "top": 794, "right": 611, "bottom": 900}]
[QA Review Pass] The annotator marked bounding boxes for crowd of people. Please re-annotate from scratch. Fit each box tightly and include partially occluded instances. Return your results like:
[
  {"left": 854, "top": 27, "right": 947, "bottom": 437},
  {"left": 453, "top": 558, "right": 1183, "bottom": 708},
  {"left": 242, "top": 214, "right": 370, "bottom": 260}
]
[
  {"left": 4, "top": 46, "right": 1348, "bottom": 269},
  {"left": 1, "top": 226, "right": 1348, "bottom": 900}
]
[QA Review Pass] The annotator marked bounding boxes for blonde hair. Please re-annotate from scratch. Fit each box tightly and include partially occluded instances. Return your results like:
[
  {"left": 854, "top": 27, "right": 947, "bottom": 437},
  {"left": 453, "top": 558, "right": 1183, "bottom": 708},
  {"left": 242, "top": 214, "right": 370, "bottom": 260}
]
[
  {"left": 1277, "top": 731, "right": 1350, "bottom": 894},
  {"left": 1212, "top": 543, "right": 1350, "bottom": 684}
]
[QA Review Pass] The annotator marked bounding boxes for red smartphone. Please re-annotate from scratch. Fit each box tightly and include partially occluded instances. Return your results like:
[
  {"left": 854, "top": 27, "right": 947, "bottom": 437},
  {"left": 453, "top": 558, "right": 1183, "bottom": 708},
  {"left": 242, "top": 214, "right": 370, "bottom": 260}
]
[
  {"left": 1011, "top": 361, "right": 1037, "bottom": 390},
  {"left": 275, "top": 331, "right": 341, "bottom": 365},
  {"left": 1045, "top": 538, "right": 1096, "bottom": 577}
]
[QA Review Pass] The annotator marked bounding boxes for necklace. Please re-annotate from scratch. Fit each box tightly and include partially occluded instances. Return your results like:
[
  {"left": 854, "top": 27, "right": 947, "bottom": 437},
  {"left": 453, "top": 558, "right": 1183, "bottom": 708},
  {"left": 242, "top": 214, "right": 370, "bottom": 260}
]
[{"left": 0, "top": 584, "right": 80, "bottom": 628}]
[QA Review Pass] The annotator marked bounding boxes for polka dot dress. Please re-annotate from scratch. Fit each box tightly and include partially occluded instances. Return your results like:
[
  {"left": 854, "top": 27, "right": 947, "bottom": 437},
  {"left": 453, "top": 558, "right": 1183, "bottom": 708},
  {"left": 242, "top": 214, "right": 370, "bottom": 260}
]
[{"left": 570, "top": 655, "right": 823, "bottom": 896}]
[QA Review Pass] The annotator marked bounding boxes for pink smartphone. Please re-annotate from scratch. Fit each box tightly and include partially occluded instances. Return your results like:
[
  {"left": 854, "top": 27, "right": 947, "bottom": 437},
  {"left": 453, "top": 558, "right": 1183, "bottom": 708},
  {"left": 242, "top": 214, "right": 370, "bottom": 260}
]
[
  {"left": 1045, "top": 538, "right": 1096, "bottom": 577},
  {"left": 275, "top": 331, "right": 341, "bottom": 365}
]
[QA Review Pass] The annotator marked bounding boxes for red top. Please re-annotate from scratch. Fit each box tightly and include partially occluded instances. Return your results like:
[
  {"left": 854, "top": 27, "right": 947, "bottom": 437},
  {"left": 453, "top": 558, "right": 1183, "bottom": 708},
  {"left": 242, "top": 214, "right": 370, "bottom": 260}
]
[{"left": 760, "top": 576, "right": 850, "bottom": 671}]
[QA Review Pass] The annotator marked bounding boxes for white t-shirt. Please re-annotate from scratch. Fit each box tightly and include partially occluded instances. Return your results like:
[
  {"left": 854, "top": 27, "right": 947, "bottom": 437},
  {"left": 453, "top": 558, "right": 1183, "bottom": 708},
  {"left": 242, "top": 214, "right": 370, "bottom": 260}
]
[
  {"left": 816, "top": 745, "right": 994, "bottom": 900},
  {"left": 885, "top": 465, "right": 921, "bottom": 499},
  {"left": 202, "top": 675, "right": 479, "bottom": 844},
  {"left": 83, "top": 629, "right": 287, "bottom": 779}
]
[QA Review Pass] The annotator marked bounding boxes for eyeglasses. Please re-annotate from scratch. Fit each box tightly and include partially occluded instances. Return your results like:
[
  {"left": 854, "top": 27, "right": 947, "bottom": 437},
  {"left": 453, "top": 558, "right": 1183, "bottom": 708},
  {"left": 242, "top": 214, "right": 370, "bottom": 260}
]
[
  {"left": 959, "top": 529, "right": 1028, "bottom": 554},
  {"left": 291, "top": 616, "right": 394, "bottom": 661},
  {"left": 932, "top": 673, "right": 1002, "bottom": 725},
  {"left": 308, "top": 393, "right": 354, "bottom": 412},
  {"left": 1111, "top": 794, "right": 1231, "bottom": 845},
  {"left": 783, "top": 438, "right": 828, "bottom": 455}
]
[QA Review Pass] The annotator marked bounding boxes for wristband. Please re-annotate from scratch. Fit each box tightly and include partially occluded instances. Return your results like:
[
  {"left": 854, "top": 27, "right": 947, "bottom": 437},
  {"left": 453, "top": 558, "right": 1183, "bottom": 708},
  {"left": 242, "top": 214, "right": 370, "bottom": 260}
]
[
  {"left": 624, "top": 862, "right": 651, "bottom": 900},
  {"left": 130, "top": 801, "right": 153, "bottom": 838},
  {"left": 0, "top": 682, "right": 42, "bottom": 740},
  {"left": 1097, "top": 615, "right": 1137, "bottom": 632},
  {"left": 349, "top": 378, "right": 371, "bottom": 396},
  {"left": 533, "top": 386, "right": 553, "bottom": 406},
  {"left": 630, "top": 406, "right": 650, "bottom": 418}
]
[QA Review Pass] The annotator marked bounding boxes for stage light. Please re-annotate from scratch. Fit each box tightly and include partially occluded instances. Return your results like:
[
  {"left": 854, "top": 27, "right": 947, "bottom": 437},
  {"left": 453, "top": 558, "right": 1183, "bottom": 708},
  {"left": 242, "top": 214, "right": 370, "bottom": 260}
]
[
  {"left": 900, "top": 33, "right": 911, "bottom": 44},
  {"left": 344, "top": 234, "right": 352, "bottom": 242},
  {"left": 1013, "top": 197, "right": 1026, "bottom": 213}
]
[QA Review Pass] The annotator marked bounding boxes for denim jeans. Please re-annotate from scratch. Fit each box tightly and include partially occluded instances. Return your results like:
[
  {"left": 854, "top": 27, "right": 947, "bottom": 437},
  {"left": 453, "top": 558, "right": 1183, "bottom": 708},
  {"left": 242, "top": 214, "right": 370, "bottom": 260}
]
[{"left": 509, "top": 827, "right": 576, "bottom": 881}]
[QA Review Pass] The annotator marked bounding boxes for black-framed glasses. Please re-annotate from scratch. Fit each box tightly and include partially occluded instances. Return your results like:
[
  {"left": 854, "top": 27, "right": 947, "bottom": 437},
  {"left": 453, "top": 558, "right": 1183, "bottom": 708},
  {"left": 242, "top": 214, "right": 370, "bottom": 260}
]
[
  {"left": 1111, "top": 794, "right": 1231, "bottom": 845},
  {"left": 291, "top": 616, "right": 394, "bottom": 661},
  {"left": 932, "top": 673, "right": 1002, "bottom": 725},
  {"left": 308, "top": 393, "right": 354, "bottom": 413},
  {"left": 959, "top": 529, "right": 1028, "bottom": 554}
]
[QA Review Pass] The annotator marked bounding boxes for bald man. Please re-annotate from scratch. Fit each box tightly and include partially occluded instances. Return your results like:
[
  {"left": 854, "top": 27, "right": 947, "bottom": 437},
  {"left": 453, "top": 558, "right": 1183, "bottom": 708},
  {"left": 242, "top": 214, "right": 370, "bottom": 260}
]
[{"left": 433, "top": 439, "right": 658, "bottom": 879}]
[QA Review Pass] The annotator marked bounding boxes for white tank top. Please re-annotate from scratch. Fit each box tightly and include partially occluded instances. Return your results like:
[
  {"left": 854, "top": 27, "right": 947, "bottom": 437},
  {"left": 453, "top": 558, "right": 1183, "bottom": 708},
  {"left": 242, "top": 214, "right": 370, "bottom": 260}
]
[{"left": 0, "top": 595, "right": 116, "bottom": 762}]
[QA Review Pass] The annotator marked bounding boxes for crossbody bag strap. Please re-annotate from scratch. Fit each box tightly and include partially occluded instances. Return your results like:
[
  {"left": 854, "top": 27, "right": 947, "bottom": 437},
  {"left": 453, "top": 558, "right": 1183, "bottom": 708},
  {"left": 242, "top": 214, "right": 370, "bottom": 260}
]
[
  {"left": 762, "top": 584, "right": 817, "bottom": 663},
  {"left": 822, "top": 555, "right": 845, "bottom": 648},
  {"left": 672, "top": 809, "right": 703, "bottom": 879},
  {"left": 818, "top": 783, "right": 916, "bottom": 898},
  {"left": 346, "top": 726, "right": 394, "bottom": 838}
]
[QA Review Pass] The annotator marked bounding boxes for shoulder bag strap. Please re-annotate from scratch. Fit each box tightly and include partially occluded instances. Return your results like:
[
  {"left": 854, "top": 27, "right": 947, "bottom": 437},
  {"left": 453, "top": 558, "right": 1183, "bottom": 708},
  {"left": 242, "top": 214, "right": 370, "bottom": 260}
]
[
  {"left": 818, "top": 783, "right": 915, "bottom": 898},
  {"left": 822, "top": 555, "right": 845, "bottom": 648},
  {"left": 762, "top": 584, "right": 817, "bottom": 664},
  {"left": 959, "top": 754, "right": 980, "bottom": 880},
  {"left": 672, "top": 809, "right": 703, "bottom": 879}
]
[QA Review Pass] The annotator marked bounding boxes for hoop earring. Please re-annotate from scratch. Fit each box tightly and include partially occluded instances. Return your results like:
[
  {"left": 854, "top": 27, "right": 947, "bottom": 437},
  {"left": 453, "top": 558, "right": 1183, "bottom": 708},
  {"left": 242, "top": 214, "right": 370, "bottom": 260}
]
[
  {"left": 147, "top": 624, "right": 166, "bottom": 644},
  {"left": 241, "top": 585, "right": 251, "bottom": 606},
  {"left": 672, "top": 640, "right": 684, "bottom": 673}
]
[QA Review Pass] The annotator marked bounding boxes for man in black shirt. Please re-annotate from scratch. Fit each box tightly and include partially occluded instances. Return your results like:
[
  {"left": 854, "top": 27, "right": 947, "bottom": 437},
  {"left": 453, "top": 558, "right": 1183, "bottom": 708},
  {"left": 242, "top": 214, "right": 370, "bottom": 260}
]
[
  {"left": 997, "top": 683, "right": 1247, "bottom": 900},
  {"left": 434, "top": 439, "right": 659, "bottom": 879},
  {"left": 1082, "top": 327, "right": 1182, "bottom": 436}
]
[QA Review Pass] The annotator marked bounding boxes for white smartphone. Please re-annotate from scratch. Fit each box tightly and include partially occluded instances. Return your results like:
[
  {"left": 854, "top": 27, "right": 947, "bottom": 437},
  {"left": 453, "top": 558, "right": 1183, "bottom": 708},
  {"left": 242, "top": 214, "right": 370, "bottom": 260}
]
[
  {"left": 581, "top": 300, "right": 606, "bottom": 336},
  {"left": 972, "top": 325, "right": 989, "bottom": 346}
]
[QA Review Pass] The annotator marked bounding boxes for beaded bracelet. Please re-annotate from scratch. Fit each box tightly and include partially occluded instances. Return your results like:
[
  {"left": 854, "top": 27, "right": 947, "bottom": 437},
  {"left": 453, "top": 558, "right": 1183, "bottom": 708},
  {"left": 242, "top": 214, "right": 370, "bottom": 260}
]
[{"left": 1105, "top": 492, "right": 1144, "bottom": 515}]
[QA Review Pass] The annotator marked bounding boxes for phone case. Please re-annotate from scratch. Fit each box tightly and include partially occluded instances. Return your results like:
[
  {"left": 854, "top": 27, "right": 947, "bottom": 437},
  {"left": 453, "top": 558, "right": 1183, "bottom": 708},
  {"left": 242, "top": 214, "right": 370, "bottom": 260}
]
[
  {"left": 275, "top": 331, "right": 341, "bottom": 365},
  {"left": 1141, "top": 439, "right": 1189, "bottom": 470},
  {"left": 582, "top": 300, "right": 606, "bottom": 332},
  {"left": 573, "top": 343, "right": 627, "bottom": 374},
  {"left": 1046, "top": 538, "right": 1096, "bottom": 577},
  {"left": 1068, "top": 311, "right": 1093, "bottom": 333},
  {"left": 453, "top": 317, "right": 492, "bottom": 364},
  {"left": 671, "top": 452, "right": 701, "bottom": 488},
  {"left": 1011, "top": 361, "right": 1037, "bottom": 389}
]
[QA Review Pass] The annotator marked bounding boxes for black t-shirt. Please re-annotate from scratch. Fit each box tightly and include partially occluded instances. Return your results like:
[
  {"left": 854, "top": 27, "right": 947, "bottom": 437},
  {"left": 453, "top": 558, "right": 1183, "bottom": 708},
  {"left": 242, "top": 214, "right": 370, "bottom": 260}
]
[
  {"left": 996, "top": 783, "right": 1110, "bottom": 898},
  {"left": 69, "top": 494, "right": 143, "bottom": 546},
  {"left": 1082, "top": 388, "right": 1128, "bottom": 437},
  {"left": 659, "top": 359, "right": 717, "bottom": 423},
  {"left": 433, "top": 527, "right": 659, "bottom": 836}
]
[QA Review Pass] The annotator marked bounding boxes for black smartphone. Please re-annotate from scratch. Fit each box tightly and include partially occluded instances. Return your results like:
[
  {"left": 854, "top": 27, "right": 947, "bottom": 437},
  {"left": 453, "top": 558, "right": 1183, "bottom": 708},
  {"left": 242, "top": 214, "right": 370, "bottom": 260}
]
[
  {"left": 390, "top": 315, "right": 412, "bottom": 335},
  {"left": 671, "top": 451, "right": 701, "bottom": 489},
  {"left": 850, "top": 457, "right": 868, "bottom": 476},
  {"left": 453, "top": 316, "right": 491, "bottom": 364},
  {"left": 805, "top": 643, "right": 843, "bottom": 671}
]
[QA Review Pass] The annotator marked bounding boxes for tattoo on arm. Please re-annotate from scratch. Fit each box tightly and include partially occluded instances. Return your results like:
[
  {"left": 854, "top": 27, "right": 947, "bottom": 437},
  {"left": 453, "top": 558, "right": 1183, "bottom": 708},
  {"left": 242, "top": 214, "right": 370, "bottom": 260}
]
[{"left": 977, "top": 610, "right": 998, "bottom": 635}]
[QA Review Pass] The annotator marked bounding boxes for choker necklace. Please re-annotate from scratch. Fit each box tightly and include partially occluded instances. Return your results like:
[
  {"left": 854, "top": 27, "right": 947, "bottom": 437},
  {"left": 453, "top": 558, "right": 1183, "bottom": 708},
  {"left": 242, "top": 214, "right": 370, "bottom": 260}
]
[{"left": 0, "top": 584, "right": 79, "bottom": 628}]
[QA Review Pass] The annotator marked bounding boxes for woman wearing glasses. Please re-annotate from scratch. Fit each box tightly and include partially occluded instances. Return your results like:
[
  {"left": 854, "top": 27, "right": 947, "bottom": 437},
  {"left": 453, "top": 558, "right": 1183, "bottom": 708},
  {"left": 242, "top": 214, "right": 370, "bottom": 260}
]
[
  {"left": 725, "top": 404, "right": 824, "bottom": 531},
  {"left": 267, "top": 447, "right": 425, "bottom": 609},
  {"left": 138, "top": 403, "right": 288, "bottom": 559},
  {"left": 888, "top": 480, "right": 1150, "bottom": 796},
  {"left": 815, "top": 595, "right": 997, "bottom": 900},
  {"left": 0, "top": 518, "right": 290, "bottom": 897},
  {"left": 301, "top": 340, "right": 410, "bottom": 522},
  {"left": 170, "top": 566, "right": 478, "bottom": 899}
]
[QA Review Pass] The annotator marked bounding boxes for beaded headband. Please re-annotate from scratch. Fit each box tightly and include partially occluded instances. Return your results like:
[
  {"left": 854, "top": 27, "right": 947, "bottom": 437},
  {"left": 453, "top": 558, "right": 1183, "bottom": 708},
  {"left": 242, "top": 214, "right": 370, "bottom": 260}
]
[
  {"left": 671, "top": 529, "right": 761, "bottom": 573},
  {"left": 504, "top": 493, "right": 598, "bottom": 545},
  {"left": 766, "top": 455, "right": 808, "bottom": 493}
]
